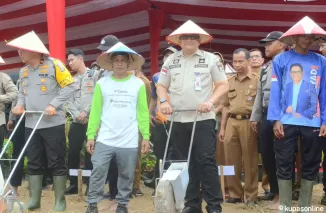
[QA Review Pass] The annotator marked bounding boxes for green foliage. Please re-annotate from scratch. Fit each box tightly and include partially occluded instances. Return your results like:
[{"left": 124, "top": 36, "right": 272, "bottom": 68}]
[{"left": 141, "top": 150, "right": 156, "bottom": 172}]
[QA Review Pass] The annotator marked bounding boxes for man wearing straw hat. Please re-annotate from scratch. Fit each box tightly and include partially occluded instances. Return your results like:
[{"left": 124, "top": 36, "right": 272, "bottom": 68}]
[
  {"left": 85, "top": 42, "right": 150, "bottom": 213},
  {"left": 157, "top": 20, "right": 228, "bottom": 213},
  {"left": 267, "top": 16, "right": 326, "bottom": 212},
  {"left": 7, "top": 31, "right": 75, "bottom": 211}
]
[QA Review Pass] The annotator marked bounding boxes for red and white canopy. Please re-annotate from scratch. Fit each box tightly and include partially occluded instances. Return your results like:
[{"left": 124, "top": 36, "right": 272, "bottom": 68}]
[{"left": 0, "top": 0, "right": 325, "bottom": 79}]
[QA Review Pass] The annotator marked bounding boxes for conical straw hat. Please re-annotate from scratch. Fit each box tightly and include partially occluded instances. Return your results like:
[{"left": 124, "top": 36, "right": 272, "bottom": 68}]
[
  {"left": 0, "top": 56, "right": 5, "bottom": 64},
  {"left": 6, "top": 31, "right": 49, "bottom": 54},
  {"left": 97, "top": 42, "right": 145, "bottom": 71},
  {"left": 166, "top": 20, "right": 213, "bottom": 45},
  {"left": 280, "top": 16, "right": 326, "bottom": 45}
]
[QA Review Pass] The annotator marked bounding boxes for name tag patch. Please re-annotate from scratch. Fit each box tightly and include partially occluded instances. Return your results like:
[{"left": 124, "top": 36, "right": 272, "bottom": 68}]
[
  {"left": 169, "top": 64, "right": 181, "bottom": 69},
  {"left": 195, "top": 64, "right": 208, "bottom": 68}
]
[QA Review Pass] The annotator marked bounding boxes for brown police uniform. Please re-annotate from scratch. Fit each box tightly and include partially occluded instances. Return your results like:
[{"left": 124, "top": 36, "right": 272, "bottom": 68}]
[{"left": 223, "top": 71, "right": 259, "bottom": 202}]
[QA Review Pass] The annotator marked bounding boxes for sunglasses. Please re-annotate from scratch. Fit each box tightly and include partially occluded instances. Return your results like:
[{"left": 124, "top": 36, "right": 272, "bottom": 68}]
[{"left": 179, "top": 34, "right": 200, "bottom": 40}]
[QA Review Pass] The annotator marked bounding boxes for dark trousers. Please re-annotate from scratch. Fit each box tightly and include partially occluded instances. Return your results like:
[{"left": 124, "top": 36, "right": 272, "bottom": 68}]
[
  {"left": 67, "top": 122, "right": 92, "bottom": 185},
  {"left": 10, "top": 118, "right": 26, "bottom": 186},
  {"left": 259, "top": 114, "right": 279, "bottom": 194},
  {"left": 152, "top": 122, "right": 170, "bottom": 182},
  {"left": 274, "top": 125, "right": 322, "bottom": 181},
  {"left": 323, "top": 149, "right": 326, "bottom": 193},
  {"left": 26, "top": 124, "right": 67, "bottom": 176},
  {"left": 170, "top": 119, "right": 223, "bottom": 211},
  {"left": 106, "top": 157, "right": 118, "bottom": 198},
  {"left": 0, "top": 124, "right": 5, "bottom": 154}
]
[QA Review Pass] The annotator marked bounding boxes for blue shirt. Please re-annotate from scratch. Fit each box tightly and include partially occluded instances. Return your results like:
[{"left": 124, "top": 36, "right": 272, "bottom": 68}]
[
  {"left": 268, "top": 50, "right": 326, "bottom": 127},
  {"left": 151, "top": 72, "right": 160, "bottom": 115}
]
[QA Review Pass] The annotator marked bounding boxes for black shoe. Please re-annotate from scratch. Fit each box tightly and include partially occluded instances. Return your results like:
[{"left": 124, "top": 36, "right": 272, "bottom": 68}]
[
  {"left": 258, "top": 192, "right": 274, "bottom": 201},
  {"left": 292, "top": 190, "right": 300, "bottom": 201},
  {"left": 65, "top": 185, "right": 78, "bottom": 195},
  {"left": 321, "top": 193, "right": 326, "bottom": 205},
  {"left": 132, "top": 188, "right": 144, "bottom": 197},
  {"left": 86, "top": 204, "right": 98, "bottom": 213},
  {"left": 226, "top": 197, "right": 242, "bottom": 204},
  {"left": 181, "top": 206, "right": 203, "bottom": 213},
  {"left": 116, "top": 204, "right": 128, "bottom": 213},
  {"left": 207, "top": 210, "right": 221, "bottom": 213}
]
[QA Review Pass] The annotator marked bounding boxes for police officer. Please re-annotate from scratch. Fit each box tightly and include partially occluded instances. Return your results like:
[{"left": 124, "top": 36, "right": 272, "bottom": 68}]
[
  {"left": 250, "top": 31, "right": 286, "bottom": 209},
  {"left": 319, "top": 41, "right": 326, "bottom": 205},
  {"left": 219, "top": 48, "right": 259, "bottom": 206},
  {"left": 8, "top": 31, "right": 75, "bottom": 211},
  {"left": 267, "top": 17, "right": 326, "bottom": 212},
  {"left": 65, "top": 49, "right": 97, "bottom": 195},
  {"left": 158, "top": 20, "right": 228, "bottom": 213}
]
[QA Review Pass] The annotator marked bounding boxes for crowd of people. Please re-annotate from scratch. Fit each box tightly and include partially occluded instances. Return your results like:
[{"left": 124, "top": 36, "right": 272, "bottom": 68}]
[{"left": 0, "top": 15, "right": 325, "bottom": 213}]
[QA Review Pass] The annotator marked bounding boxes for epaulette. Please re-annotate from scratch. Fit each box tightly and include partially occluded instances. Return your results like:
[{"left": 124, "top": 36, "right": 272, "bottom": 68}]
[{"left": 262, "top": 60, "right": 272, "bottom": 70}]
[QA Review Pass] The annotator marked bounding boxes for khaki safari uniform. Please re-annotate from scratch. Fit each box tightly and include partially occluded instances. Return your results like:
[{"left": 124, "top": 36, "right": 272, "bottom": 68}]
[
  {"left": 223, "top": 71, "right": 259, "bottom": 202},
  {"left": 158, "top": 49, "right": 226, "bottom": 210}
]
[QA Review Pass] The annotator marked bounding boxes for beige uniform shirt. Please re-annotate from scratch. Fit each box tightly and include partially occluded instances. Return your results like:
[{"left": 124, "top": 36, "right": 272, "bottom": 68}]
[
  {"left": 158, "top": 49, "right": 227, "bottom": 123},
  {"left": 0, "top": 73, "right": 18, "bottom": 125},
  {"left": 226, "top": 72, "right": 259, "bottom": 115}
]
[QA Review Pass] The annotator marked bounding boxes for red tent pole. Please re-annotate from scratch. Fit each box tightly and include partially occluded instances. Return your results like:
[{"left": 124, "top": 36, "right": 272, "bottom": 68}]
[
  {"left": 46, "top": 0, "right": 66, "bottom": 62},
  {"left": 148, "top": 8, "right": 164, "bottom": 77}
]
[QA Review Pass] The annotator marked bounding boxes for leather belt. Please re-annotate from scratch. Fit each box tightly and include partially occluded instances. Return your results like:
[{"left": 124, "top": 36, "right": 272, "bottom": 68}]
[{"left": 229, "top": 114, "right": 250, "bottom": 120}]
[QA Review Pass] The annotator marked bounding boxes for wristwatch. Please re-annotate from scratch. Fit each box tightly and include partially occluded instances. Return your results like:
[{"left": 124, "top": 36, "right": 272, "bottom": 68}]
[{"left": 160, "top": 99, "right": 167, "bottom": 104}]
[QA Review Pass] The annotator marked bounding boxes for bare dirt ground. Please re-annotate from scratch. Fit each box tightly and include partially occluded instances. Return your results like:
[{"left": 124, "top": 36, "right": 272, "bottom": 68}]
[{"left": 13, "top": 182, "right": 325, "bottom": 213}]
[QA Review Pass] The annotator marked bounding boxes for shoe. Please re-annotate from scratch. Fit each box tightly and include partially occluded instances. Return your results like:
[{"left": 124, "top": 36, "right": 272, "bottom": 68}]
[
  {"left": 116, "top": 204, "right": 128, "bottom": 213},
  {"left": 132, "top": 188, "right": 144, "bottom": 197},
  {"left": 298, "top": 179, "right": 314, "bottom": 210},
  {"left": 206, "top": 206, "right": 222, "bottom": 213},
  {"left": 181, "top": 206, "right": 203, "bottom": 213},
  {"left": 258, "top": 192, "right": 274, "bottom": 201},
  {"left": 225, "top": 197, "right": 242, "bottom": 204},
  {"left": 246, "top": 201, "right": 257, "bottom": 207},
  {"left": 278, "top": 180, "right": 293, "bottom": 213},
  {"left": 292, "top": 189, "right": 300, "bottom": 201},
  {"left": 86, "top": 203, "right": 98, "bottom": 213},
  {"left": 27, "top": 175, "right": 43, "bottom": 210},
  {"left": 53, "top": 176, "right": 67, "bottom": 211},
  {"left": 321, "top": 193, "right": 326, "bottom": 205},
  {"left": 65, "top": 185, "right": 78, "bottom": 195}
]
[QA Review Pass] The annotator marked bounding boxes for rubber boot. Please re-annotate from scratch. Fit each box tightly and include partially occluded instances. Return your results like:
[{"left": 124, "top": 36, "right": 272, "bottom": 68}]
[
  {"left": 298, "top": 179, "right": 314, "bottom": 213},
  {"left": 53, "top": 176, "right": 67, "bottom": 211},
  {"left": 27, "top": 175, "right": 43, "bottom": 210},
  {"left": 278, "top": 180, "right": 293, "bottom": 213}
]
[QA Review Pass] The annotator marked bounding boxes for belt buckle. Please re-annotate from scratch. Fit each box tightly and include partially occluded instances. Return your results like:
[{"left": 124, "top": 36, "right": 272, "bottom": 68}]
[{"left": 236, "top": 115, "right": 242, "bottom": 120}]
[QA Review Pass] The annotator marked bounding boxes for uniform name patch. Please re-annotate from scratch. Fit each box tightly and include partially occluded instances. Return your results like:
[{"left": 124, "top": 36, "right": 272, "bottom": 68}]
[
  {"left": 169, "top": 64, "right": 181, "bottom": 69},
  {"left": 195, "top": 64, "right": 208, "bottom": 68}
]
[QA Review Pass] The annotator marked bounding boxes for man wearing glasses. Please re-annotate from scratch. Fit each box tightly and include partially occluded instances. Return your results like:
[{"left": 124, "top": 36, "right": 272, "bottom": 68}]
[
  {"left": 157, "top": 20, "right": 228, "bottom": 213},
  {"left": 249, "top": 49, "right": 264, "bottom": 76}
]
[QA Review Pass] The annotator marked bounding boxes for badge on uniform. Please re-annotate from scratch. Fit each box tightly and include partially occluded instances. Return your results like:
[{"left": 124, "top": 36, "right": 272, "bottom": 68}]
[
  {"left": 199, "top": 59, "right": 205, "bottom": 63},
  {"left": 248, "top": 96, "right": 252, "bottom": 101},
  {"left": 40, "top": 85, "right": 47, "bottom": 92},
  {"left": 161, "top": 66, "right": 168, "bottom": 75},
  {"left": 173, "top": 59, "right": 180, "bottom": 64},
  {"left": 216, "top": 60, "right": 224, "bottom": 72},
  {"left": 194, "top": 72, "right": 202, "bottom": 91}
]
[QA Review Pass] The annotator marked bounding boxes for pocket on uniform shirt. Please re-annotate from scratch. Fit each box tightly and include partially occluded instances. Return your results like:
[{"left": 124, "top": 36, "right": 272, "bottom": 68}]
[
  {"left": 170, "top": 70, "right": 183, "bottom": 89},
  {"left": 83, "top": 79, "right": 94, "bottom": 94},
  {"left": 228, "top": 90, "right": 237, "bottom": 99}
]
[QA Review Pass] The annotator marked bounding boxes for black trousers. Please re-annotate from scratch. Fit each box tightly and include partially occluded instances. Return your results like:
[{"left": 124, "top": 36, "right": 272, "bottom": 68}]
[
  {"left": 259, "top": 114, "right": 279, "bottom": 194},
  {"left": 170, "top": 119, "right": 223, "bottom": 211},
  {"left": 274, "top": 125, "right": 322, "bottom": 181},
  {"left": 0, "top": 124, "right": 5, "bottom": 154},
  {"left": 323, "top": 149, "right": 326, "bottom": 193},
  {"left": 67, "top": 122, "right": 92, "bottom": 185},
  {"left": 152, "top": 122, "right": 171, "bottom": 182},
  {"left": 10, "top": 118, "right": 26, "bottom": 186},
  {"left": 26, "top": 124, "right": 67, "bottom": 176}
]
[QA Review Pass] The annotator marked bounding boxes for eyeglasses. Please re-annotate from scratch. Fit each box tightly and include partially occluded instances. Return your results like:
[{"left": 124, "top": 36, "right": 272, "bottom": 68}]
[
  {"left": 179, "top": 34, "right": 200, "bottom": 40},
  {"left": 250, "top": 55, "right": 262, "bottom": 59}
]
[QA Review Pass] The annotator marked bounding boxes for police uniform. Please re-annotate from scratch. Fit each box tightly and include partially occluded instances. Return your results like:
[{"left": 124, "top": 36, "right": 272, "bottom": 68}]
[
  {"left": 250, "top": 61, "right": 279, "bottom": 196},
  {"left": 66, "top": 68, "right": 97, "bottom": 194},
  {"left": 158, "top": 49, "right": 226, "bottom": 211},
  {"left": 223, "top": 71, "right": 259, "bottom": 202},
  {"left": 17, "top": 57, "right": 75, "bottom": 176}
]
